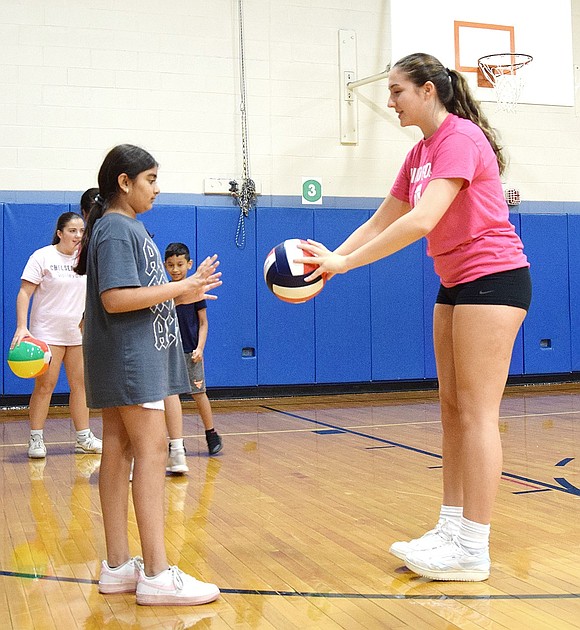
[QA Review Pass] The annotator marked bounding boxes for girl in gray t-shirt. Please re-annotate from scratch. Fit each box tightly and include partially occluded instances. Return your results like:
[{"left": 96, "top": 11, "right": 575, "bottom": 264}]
[{"left": 75, "top": 144, "right": 221, "bottom": 606}]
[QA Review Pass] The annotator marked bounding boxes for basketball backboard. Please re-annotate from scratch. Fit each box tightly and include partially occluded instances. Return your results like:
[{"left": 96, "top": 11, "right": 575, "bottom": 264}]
[{"left": 390, "top": 0, "right": 574, "bottom": 107}]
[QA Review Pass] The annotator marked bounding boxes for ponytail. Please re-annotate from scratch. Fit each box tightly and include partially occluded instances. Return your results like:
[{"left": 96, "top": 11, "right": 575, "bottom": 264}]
[
  {"left": 74, "top": 195, "right": 106, "bottom": 275},
  {"left": 447, "top": 69, "right": 506, "bottom": 174},
  {"left": 393, "top": 53, "right": 507, "bottom": 175}
]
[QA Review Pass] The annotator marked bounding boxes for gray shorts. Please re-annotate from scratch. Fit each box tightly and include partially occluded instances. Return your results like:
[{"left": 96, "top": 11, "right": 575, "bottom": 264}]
[{"left": 185, "top": 354, "right": 206, "bottom": 394}]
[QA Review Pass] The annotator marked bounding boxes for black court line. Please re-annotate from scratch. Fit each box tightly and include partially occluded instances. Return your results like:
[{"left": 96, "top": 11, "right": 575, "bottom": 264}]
[
  {"left": 0, "top": 571, "right": 578, "bottom": 601},
  {"left": 261, "top": 406, "right": 579, "bottom": 498}
]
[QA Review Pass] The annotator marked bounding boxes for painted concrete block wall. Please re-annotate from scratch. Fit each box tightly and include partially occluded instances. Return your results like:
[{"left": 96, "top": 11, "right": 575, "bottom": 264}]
[{"left": 1, "top": 0, "right": 579, "bottom": 203}]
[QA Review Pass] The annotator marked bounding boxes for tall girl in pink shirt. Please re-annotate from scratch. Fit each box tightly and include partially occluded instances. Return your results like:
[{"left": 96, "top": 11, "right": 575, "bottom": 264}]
[{"left": 297, "top": 52, "right": 531, "bottom": 582}]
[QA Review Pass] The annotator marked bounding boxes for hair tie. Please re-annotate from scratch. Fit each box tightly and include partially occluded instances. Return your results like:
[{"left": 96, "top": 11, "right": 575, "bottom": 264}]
[
  {"left": 94, "top": 193, "right": 104, "bottom": 207},
  {"left": 446, "top": 67, "right": 452, "bottom": 82}
]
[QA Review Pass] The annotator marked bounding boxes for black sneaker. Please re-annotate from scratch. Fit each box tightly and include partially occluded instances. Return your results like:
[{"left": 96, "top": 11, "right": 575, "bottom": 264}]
[{"left": 206, "top": 430, "right": 223, "bottom": 455}]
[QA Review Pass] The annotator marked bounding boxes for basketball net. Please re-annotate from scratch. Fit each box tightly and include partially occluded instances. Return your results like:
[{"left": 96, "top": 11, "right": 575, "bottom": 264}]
[{"left": 478, "top": 54, "right": 533, "bottom": 113}]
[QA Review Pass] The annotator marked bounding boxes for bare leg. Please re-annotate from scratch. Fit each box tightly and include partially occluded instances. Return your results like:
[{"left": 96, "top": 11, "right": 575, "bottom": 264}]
[
  {"left": 193, "top": 392, "right": 214, "bottom": 431},
  {"left": 62, "top": 345, "right": 90, "bottom": 431},
  {"left": 452, "top": 304, "right": 526, "bottom": 523},
  {"left": 120, "top": 405, "right": 169, "bottom": 576},
  {"left": 433, "top": 304, "right": 463, "bottom": 508},
  {"left": 99, "top": 407, "right": 132, "bottom": 567},
  {"left": 164, "top": 394, "right": 183, "bottom": 440},
  {"left": 29, "top": 345, "right": 64, "bottom": 430}
]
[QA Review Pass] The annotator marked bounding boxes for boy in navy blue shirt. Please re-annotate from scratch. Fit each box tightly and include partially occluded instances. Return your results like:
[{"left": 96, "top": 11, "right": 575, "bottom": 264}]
[{"left": 164, "top": 243, "right": 222, "bottom": 469}]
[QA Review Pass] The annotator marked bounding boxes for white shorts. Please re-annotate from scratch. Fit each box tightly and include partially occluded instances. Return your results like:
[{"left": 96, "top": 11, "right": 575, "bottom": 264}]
[{"left": 139, "top": 400, "right": 165, "bottom": 411}]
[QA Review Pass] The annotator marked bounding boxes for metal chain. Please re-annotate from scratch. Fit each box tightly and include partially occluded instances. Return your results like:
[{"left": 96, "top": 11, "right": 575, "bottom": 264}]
[{"left": 234, "top": 0, "right": 256, "bottom": 248}]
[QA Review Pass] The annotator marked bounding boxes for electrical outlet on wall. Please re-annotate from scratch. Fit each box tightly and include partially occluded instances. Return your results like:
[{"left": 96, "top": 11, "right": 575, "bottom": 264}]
[
  {"left": 204, "top": 178, "right": 261, "bottom": 195},
  {"left": 204, "top": 178, "right": 234, "bottom": 194}
]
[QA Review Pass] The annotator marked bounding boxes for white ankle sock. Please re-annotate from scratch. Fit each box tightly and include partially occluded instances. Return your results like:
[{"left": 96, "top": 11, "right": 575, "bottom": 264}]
[
  {"left": 31, "top": 429, "right": 43, "bottom": 439},
  {"left": 458, "top": 516, "right": 490, "bottom": 553},
  {"left": 438, "top": 505, "right": 463, "bottom": 531},
  {"left": 169, "top": 438, "right": 184, "bottom": 450},
  {"left": 76, "top": 429, "right": 90, "bottom": 441}
]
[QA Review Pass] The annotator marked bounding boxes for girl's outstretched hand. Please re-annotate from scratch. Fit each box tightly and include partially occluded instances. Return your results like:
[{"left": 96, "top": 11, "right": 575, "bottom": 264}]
[
  {"left": 295, "top": 239, "right": 348, "bottom": 282},
  {"left": 179, "top": 254, "right": 222, "bottom": 303},
  {"left": 10, "top": 327, "right": 31, "bottom": 350}
]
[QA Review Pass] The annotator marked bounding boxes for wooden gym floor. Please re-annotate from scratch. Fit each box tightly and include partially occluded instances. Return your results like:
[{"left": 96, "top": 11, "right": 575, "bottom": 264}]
[{"left": 0, "top": 384, "right": 579, "bottom": 629}]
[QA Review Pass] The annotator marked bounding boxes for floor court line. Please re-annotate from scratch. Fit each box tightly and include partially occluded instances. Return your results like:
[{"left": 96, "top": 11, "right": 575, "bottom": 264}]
[
  {"left": 0, "top": 570, "right": 577, "bottom": 601},
  {"left": 262, "top": 405, "right": 580, "bottom": 498}
]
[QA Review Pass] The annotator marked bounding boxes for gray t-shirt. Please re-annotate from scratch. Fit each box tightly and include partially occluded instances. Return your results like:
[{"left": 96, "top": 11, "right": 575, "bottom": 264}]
[{"left": 83, "top": 212, "right": 190, "bottom": 408}]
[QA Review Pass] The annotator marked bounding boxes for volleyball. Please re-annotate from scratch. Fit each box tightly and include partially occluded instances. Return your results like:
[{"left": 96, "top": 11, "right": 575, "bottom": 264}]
[
  {"left": 7, "top": 337, "right": 52, "bottom": 379},
  {"left": 263, "top": 238, "right": 326, "bottom": 304}
]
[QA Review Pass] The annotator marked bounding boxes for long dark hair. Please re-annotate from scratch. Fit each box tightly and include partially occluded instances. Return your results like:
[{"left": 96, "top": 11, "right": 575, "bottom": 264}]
[
  {"left": 80, "top": 187, "right": 99, "bottom": 218},
  {"left": 75, "top": 144, "right": 158, "bottom": 275},
  {"left": 51, "top": 211, "right": 83, "bottom": 245},
  {"left": 393, "top": 53, "right": 506, "bottom": 175}
]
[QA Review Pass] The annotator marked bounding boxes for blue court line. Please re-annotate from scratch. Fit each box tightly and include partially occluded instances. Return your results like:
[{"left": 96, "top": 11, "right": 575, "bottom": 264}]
[
  {"left": 555, "top": 457, "right": 574, "bottom": 466},
  {"left": 0, "top": 571, "right": 577, "bottom": 601},
  {"left": 261, "top": 406, "right": 580, "bottom": 498}
]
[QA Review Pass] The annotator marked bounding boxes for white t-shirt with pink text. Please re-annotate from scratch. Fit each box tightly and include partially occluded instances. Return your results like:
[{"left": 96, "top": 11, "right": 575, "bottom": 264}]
[
  {"left": 21, "top": 244, "right": 86, "bottom": 346},
  {"left": 391, "top": 113, "right": 528, "bottom": 287}
]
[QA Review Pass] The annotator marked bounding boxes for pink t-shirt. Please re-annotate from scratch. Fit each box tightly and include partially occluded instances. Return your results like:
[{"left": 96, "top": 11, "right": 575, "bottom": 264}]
[
  {"left": 21, "top": 244, "right": 86, "bottom": 346},
  {"left": 390, "top": 113, "right": 528, "bottom": 287}
]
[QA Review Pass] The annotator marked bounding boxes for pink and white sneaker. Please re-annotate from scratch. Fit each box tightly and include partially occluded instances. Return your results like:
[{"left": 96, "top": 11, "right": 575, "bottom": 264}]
[
  {"left": 136, "top": 565, "right": 220, "bottom": 606},
  {"left": 98, "top": 556, "right": 143, "bottom": 594}
]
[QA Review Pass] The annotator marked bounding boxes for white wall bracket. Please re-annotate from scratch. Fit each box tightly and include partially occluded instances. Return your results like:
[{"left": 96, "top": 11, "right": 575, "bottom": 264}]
[
  {"left": 339, "top": 28, "right": 392, "bottom": 145},
  {"left": 347, "top": 65, "right": 391, "bottom": 90}
]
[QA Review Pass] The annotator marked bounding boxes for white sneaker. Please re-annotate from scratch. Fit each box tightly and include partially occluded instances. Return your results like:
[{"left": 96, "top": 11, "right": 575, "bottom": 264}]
[
  {"left": 28, "top": 434, "right": 47, "bottom": 459},
  {"left": 75, "top": 431, "right": 103, "bottom": 454},
  {"left": 405, "top": 539, "right": 491, "bottom": 582},
  {"left": 136, "top": 566, "right": 220, "bottom": 606},
  {"left": 99, "top": 556, "right": 144, "bottom": 594},
  {"left": 167, "top": 445, "right": 189, "bottom": 474},
  {"left": 389, "top": 520, "right": 455, "bottom": 562}
]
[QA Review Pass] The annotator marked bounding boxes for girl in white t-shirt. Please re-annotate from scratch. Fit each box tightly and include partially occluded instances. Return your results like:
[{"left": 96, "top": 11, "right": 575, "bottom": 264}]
[{"left": 11, "top": 211, "right": 102, "bottom": 459}]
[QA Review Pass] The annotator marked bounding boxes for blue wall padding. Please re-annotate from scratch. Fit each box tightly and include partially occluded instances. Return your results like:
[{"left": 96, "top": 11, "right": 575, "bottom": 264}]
[
  {"left": 0, "top": 204, "right": 3, "bottom": 394},
  {"left": 196, "top": 207, "right": 257, "bottom": 387},
  {"left": 1, "top": 203, "right": 578, "bottom": 397},
  {"left": 567, "top": 214, "right": 580, "bottom": 371},
  {"left": 314, "top": 209, "right": 371, "bottom": 383},
  {"left": 372, "top": 240, "right": 425, "bottom": 381},
  {"left": 521, "top": 213, "right": 571, "bottom": 374},
  {"left": 3, "top": 204, "right": 71, "bottom": 394},
  {"left": 508, "top": 214, "right": 524, "bottom": 375},
  {"left": 256, "top": 207, "right": 316, "bottom": 385},
  {"left": 422, "top": 240, "right": 440, "bottom": 379},
  {"left": 139, "top": 205, "right": 197, "bottom": 263}
]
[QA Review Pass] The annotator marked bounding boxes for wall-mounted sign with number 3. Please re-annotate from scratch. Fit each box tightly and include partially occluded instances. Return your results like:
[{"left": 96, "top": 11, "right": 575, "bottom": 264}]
[{"left": 302, "top": 178, "right": 323, "bottom": 204}]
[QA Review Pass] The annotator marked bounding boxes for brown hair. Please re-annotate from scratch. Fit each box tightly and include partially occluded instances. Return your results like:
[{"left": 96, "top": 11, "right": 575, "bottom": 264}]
[
  {"left": 393, "top": 53, "right": 506, "bottom": 175},
  {"left": 74, "top": 144, "right": 157, "bottom": 275}
]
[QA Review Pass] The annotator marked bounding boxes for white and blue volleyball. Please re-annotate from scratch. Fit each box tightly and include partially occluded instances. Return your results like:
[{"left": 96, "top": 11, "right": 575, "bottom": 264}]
[{"left": 263, "top": 238, "right": 326, "bottom": 304}]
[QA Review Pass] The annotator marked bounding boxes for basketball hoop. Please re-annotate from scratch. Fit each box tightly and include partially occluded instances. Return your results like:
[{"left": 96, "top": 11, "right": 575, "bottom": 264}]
[{"left": 477, "top": 53, "right": 533, "bottom": 113}]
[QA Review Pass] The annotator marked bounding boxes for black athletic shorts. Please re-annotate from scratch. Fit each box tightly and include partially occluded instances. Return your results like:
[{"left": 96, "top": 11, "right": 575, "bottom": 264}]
[{"left": 435, "top": 267, "right": 532, "bottom": 311}]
